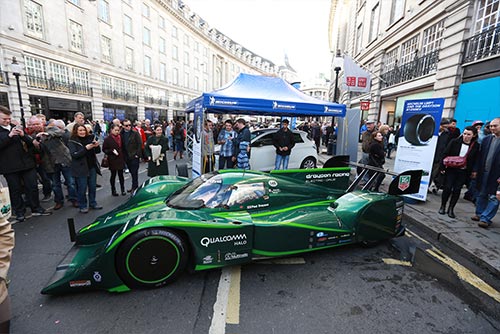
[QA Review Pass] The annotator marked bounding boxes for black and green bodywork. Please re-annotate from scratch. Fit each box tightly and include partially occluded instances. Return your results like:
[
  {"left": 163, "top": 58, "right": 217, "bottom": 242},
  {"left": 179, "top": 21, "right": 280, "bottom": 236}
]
[{"left": 42, "top": 167, "right": 409, "bottom": 295}]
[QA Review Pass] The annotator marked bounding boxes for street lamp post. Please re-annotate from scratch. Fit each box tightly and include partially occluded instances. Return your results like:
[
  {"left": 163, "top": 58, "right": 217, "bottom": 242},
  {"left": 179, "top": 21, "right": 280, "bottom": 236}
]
[
  {"left": 10, "top": 57, "right": 26, "bottom": 128},
  {"left": 327, "top": 50, "right": 343, "bottom": 155}
]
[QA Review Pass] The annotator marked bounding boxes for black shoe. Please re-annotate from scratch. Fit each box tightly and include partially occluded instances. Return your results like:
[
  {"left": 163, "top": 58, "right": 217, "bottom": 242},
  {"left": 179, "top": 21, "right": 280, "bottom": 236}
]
[
  {"left": 438, "top": 206, "right": 446, "bottom": 215},
  {"left": 121, "top": 191, "right": 127, "bottom": 196},
  {"left": 447, "top": 208, "right": 456, "bottom": 219},
  {"left": 127, "top": 188, "right": 137, "bottom": 193},
  {"left": 90, "top": 205, "right": 103, "bottom": 210},
  {"left": 32, "top": 208, "right": 52, "bottom": 216},
  {"left": 96, "top": 184, "right": 102, "bottom": 188},
  {"left": 14, "top": 215, "right": 25, "bottom": 223},
  {"left": 112, "top": 192, "right": 119, "bottom": 197}
]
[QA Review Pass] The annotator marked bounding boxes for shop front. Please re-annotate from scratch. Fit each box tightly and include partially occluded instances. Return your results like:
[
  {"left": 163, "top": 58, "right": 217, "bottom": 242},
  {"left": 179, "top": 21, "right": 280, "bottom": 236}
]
[
  {"left": 103, "top": 103, "right": 137, "bottom": 122},
  {"left": 30, "top": 95, "right": 92, "bottom": 123}
]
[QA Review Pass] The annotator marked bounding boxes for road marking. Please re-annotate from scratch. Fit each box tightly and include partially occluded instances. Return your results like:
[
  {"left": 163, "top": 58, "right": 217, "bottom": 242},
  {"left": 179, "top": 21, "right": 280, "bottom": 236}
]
[
  {"left": 226, "top": 266, "right": 241, "bottom": 325},
  {"left": 209, "top": 267, "right": 232, "bottom": 334},
  {"left": 406, "top": 229, "right": 500, "bottom": 303},
  {"left": 382, "top": 258, "right": 412, "bottom": 266}
]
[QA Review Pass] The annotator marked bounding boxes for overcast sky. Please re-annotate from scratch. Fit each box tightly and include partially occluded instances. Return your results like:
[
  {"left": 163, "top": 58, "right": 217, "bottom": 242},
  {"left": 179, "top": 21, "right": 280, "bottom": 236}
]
[{"left": 187, "top": 0, "right": 332, "bottom": 80}]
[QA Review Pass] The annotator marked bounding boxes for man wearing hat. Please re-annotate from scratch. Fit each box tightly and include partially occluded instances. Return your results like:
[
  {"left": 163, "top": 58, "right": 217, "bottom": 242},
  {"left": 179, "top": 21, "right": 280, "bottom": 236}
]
[
  {"left": 272, "top": 119, "right": 295, "bottom": 170},
  {"left": 361, "top": 120, "right": 376, "bottom": 162},
  {"left": 429, "top": 118, "right": 451, "bottom": 194}
]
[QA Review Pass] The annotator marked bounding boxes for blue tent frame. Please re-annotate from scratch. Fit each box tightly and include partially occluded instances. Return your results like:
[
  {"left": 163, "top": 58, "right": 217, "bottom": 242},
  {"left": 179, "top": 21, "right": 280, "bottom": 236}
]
[{"left": 186, "top": 73, "right": 346, "bottom": 117}]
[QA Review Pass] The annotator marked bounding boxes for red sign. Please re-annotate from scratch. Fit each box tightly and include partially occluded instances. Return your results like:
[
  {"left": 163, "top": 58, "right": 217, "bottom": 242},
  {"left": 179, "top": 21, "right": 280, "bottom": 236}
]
[
  {"left": 357, "top": 77, "right": 367, "bottom": 87},
  {"left": 346, "top": 77, "right": 356, "bottom": 86},
  {"left": 360, "top": 101, "right": 370, "bottom": 111}
]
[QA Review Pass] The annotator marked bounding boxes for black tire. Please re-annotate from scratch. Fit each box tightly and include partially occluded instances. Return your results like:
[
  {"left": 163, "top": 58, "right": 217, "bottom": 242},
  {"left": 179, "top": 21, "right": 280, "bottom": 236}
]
[
  {"left": 116, "top": 228, "right": 188, "bottom": 289},
  {"left": 403, "top": 114, "right": 435, "bottom": 146},
  {"left": 300, "top": 156, "right": 317, "bottom": 169}
]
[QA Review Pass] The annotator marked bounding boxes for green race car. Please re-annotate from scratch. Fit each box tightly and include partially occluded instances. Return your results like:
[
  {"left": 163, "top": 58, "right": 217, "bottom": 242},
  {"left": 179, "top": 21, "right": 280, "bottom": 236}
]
[{"left": 42, "top": 165, "right": 421, "bottom": 295}]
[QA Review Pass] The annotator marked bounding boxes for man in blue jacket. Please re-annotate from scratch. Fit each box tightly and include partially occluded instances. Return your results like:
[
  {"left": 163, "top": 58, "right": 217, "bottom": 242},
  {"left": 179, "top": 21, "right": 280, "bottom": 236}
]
[{"left": 472, "top": 117, "right": 500, "bottom": 228}]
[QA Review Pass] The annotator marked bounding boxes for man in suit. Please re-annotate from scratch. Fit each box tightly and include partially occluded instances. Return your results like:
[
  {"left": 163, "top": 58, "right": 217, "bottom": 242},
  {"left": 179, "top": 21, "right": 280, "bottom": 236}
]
[
  {"left": 472, "top": 117, "right": 500, "bottom": 228},
  {"left": 121, "top": 119, "right": 143, "bottom": 193}
]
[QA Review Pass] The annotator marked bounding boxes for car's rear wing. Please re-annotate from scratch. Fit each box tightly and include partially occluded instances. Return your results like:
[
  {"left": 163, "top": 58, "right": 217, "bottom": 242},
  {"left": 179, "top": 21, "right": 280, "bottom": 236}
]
[{"left": 323, "top": 155, "right": 422, "bottom": 196}]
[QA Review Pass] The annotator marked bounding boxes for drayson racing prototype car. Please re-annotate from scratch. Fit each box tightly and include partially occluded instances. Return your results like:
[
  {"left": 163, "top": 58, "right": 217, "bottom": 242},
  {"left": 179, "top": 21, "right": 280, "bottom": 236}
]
[{"left": 42, "top": 163, "right": 422, "bottom": 295}]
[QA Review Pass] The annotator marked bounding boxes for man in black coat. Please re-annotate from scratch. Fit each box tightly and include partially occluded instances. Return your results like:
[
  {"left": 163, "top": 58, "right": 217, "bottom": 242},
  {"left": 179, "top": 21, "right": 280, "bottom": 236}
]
[
  {"left": 0, "top": 107, "right": 51, "bottom": 222},
  {"left": 472, "top": 117, "right": 500, "bottom": 228},
  {"left": 430, "top": 118, "right": 451, "bottom": 194},
  {"left": 272, "top": 119, "right": 295, "bottom": 170},
  {"left": 121, "top": 119, "right": 143, "bottom": 192}
]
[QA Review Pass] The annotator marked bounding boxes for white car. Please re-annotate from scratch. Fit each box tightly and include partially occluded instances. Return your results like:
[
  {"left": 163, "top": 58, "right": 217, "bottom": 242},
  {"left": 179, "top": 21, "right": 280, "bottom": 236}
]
[{"left": 216, "top": 128, "right": 317, "bottom": 171}]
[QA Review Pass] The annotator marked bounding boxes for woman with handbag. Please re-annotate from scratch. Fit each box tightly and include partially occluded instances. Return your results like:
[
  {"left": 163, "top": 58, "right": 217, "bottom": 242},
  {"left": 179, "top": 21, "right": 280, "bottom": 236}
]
[
  {"left": 102, "top": 124, "right": 126, "bottom": 196},
  {"left": 439, "top": 126, "right": 479, "bottom": 218}
]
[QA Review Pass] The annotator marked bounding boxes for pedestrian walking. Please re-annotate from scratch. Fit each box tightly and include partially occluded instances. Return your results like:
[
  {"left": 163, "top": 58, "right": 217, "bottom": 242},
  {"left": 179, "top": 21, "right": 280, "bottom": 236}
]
[
  {"left": 145, "top": 124, "right": 169, "bottom": 177},
  {"left": 471, "top": 117, "right": 500, "bottom": 228},
  {"left": 102, "top": 124, "right": 126, "bottom": 196},
  {"left": 438, "top": 126, "right": 479, "bottom": 218},
  {"left": 272, "top": 119, "right": 295, "bottom": 170}
]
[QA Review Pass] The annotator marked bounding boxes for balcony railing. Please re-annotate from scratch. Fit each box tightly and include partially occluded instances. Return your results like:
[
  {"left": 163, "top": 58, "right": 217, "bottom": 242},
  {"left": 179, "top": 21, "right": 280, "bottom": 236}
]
[
  {"left": 26, "top": 75, "right": 92, "bottom": 96},
  {"left": 463, "top": 24, "right": 500, "bottom": 63},
  {"left": 380, "top": 50, "right": 439, "bottom": 88},
  {"left": 144, "top": 96, "right": 169, "bottom": 106},
  {"left": 102, "top": 88, "right": 138, "bottom": 102}
]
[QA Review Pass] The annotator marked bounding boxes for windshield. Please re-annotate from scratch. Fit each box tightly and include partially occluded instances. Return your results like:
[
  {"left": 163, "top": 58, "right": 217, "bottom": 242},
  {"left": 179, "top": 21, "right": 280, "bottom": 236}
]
[{"left": 166, "top": 173, "right": 232, "bottom": 209}]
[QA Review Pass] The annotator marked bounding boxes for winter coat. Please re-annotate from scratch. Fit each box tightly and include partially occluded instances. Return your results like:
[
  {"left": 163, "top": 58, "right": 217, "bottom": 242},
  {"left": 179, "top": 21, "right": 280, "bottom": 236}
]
[
  {"left": 42, "top": 126, "right": 72, "bottom": 169},
  {"left": 272, "top": 128, "right": 295, "bottom": 156},
  {"left": 145, "top": 135, "right": 169, "bottom": 177},
  {"left": 474, "top": 134, "right": 500, "bottom": 195},
  {"left": 233, "top": 125, "right": 251, "bottom": 158},
  {"left": 121, "top": 129, "right": 143, "bottom": 160},
  {"left": 0, "top": 125, "right": 36, "bottom": 174},
  {"left": 68, "top": 135, "right": 101, "bottom": 177},
  {"left": 368, "top": 141, "right": 385, "bottom": 168},
  {"left": 102, "top": 135, "right": 125, "bottom": 171}
]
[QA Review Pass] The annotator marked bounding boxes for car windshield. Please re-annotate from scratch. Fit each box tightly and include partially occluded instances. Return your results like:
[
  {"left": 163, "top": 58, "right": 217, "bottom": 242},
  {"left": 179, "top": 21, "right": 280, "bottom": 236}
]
[{"left": 166, "top": 173, "right": 233, "bottom": 209}]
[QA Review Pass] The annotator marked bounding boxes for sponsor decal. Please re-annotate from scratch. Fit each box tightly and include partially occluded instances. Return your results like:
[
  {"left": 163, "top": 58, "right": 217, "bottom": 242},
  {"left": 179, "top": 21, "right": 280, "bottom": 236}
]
[
  {"left": 93, "top": 272, "right": 102, "bottom": 282},
  {"left": 272, "top": 101, "right": 296, "bottom": 110},
  {"left": 70, "top": 280, "right": 91, "bottom": 288},
  {"left": 317, "top": 237, "right": 327, "bottom": 242},
  {"left": 200, "top": 234, "right": 248, "bottom": 248},
  {"left": 210, "top": 96, "right": 238, "bottom": 106},
  {"left": 269, "top": 189, "right": 281, "bottom": 194},
  {"left": 203, "top": 255, "right": 213, "bottom": 264},
  {"left": 268, "top": 180, "right": 278, "bottom": 187},
  {"left": 398, "top": 175, "right": 411, "bottom": 191},
  {"left": 246, "top": 203, "right": 270, "bottom": 209},
  {"left": 305, "top": 172, "right": 350, "bottom": 180},
  {"left": 224, "top": 252, "right": 249, "bottom": 261},
  {"left": 316, "top": 232, "right": 328, "bottom": 237}
]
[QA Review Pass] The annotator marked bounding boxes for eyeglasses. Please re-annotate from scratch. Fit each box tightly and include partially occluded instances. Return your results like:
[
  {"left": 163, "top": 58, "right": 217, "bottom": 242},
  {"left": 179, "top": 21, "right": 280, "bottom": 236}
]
[{"left": 123, "top": 124, "right": 131, "bottom": 127}]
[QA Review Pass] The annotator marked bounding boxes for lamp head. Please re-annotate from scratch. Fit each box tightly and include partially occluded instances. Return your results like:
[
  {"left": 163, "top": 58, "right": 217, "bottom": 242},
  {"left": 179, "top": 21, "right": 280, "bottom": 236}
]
[{"left": 10, "top": 56, "right": 22, "bottom": 75}]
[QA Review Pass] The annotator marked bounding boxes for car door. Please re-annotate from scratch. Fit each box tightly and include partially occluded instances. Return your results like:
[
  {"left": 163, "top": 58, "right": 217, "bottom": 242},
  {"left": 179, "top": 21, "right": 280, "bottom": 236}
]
[{"left": 250, "top": 132, "right": 276, "bottom": 171}]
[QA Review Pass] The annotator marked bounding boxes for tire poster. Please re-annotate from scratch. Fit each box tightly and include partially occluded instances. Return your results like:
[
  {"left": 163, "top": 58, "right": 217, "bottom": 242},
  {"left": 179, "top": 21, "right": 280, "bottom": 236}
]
[{"left": 394, "top": 98, "right": 444, "bottom": 201}]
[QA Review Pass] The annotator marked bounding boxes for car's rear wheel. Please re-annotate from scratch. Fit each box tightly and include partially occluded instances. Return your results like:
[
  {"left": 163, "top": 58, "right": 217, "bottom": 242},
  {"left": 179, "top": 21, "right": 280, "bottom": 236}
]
[
  {"left": 116, "top": 228, "right": 188, "bottom": 289},
  {"left": 300, "top": 156, "right": 317, "bottom": 169}
]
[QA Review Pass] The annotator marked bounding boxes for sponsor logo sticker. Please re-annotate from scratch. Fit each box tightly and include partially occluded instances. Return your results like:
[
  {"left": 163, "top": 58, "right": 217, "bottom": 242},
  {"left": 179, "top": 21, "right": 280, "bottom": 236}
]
[
  {"left": 268, "top": 180, "right": 278, "bottom": 187},
  {"left": 70, "top": 280, "right": 91, "bottom": 288},
  {"left": 224, "top": 252, "right": 249, "bottom": 261},
  {"left": 203, "top": 255, "right": 213, "bottom": 264},
  {"left": 200, "top": 234, "right": 248, "bottom": 247},
  {"left": 93, "top": 272, "right": 102, "bottom": 282},
  {"left": 398, "top": 175, "right": 411, "bottom": 191}
]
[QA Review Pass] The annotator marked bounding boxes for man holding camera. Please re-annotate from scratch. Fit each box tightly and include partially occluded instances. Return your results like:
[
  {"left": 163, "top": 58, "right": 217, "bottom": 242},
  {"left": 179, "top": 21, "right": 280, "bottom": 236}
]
[{"left": 0, "top": 106, "right": 51, "bottom": 222}]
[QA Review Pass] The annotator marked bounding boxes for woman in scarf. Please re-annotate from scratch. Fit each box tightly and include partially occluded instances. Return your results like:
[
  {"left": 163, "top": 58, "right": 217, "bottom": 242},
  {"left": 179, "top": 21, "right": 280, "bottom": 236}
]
[
  {"left": 102, "top": 124, "right": 126, "bottom": 196},
  {"left": 145, "top": 124, "right": 169, "bottom": 177},
  {"left": 68, "top": 124, "right": 102, "bottom": 213}
]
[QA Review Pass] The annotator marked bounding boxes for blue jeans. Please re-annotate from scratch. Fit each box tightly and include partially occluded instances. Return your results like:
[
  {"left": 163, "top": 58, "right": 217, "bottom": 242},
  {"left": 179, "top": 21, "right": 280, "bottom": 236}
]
[
  {"left": 275, "top": 155, "right": 290, "bottom": 170},
  {"left": 475, "top": 193, "right": 499, "bottom": 225},
  {"left": 74, "top": 167, "right": 97, "bottom": 209},
  {"left": 49, "top": 164, "right": 77, "bottom": 204}
]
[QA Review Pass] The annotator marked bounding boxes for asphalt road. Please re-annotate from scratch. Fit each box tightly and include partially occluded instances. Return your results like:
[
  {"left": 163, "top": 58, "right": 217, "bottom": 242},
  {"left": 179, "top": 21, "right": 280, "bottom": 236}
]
[{"left": 8, "top": 153, "right": 500, "bottom": 333}]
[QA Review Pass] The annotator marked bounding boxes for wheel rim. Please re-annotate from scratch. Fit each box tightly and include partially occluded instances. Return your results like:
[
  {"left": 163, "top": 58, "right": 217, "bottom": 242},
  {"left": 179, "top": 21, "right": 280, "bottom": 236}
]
[
  {"left": 302, "top": 158, "right": 316, "bottom": 169},
  {"left": 125, "top": 236, "right": 180, "bottom": 284}
]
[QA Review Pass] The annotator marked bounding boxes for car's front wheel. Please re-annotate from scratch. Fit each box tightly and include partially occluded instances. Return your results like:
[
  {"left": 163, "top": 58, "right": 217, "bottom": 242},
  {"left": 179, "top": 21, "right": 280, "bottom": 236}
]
[
  {"left": 300, "top": 156, "right": 317, "bottom": 169},
  {"left": 116, "top": 228, "right": 188, "bottom": 289}
]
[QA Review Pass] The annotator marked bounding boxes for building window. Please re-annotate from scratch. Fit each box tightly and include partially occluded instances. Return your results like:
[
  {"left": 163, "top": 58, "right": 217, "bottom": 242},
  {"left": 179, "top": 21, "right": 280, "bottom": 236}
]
[
  {"left": 194, "top": 76, "right": 199, "bottom": 91},
  {"left": 72, "top": 68, "right": 89, "bottom": 91},
  {"left": 172, "top": 45, "right": 178, "bottom": 60},
  {"left": 383, "top": 47, "right": 399, "bottom": 70},
  {"left": 369, "top": 3, "right": 380, "bottom": 42},
  {"left": 123, "top": 15, "right": 133, "bottom": 36},
  {"left": 143, "top": 27, "right": 151, "bottom": 46},
  {"left": 24, "top": 0, "right": 45, "bottom": 39},
  {"left": 98, "top": 0, "right": 110, "bottom": 23},
  {"left": 69, "top": 20, "right": 84, "bottom": 53},
  {"left": 101, "top": 75, "right": 113, "bottom": 95},
  {"left": 101, "top": 35, "right": 112, "bottom": 63},
  {"left": 144, "top": 56, "right": 151, "bottom": 76},
  {"left": 142, "top": 3, "right": 150, "bottom": 18},
  {"left": 172, "top": 25, "right": 178, "bottom": 38},
  {"left": 173, "top": 68, "right": 179, "bottom": 84},
  {"left": 160, "top": 63, "right": 166, "bottom": 81},
  {"left": 184, "top": 34, "right": 190, "bottom": 46},
  {"left": 355, "top": 24, "right": 363, "bottom": 54},
  {"left": 184, "top": 72, "right": 189, "bottom": 88},
  {"left": 159, "top": 37, "right": 166, "bottom": 54},
  {"left": 474, "top": 0, "right": 500, "bottom": 32},
  {"left": 194, "top": 57, "right": 200, "bottom": 69},
  {"left": 194, "top": 41, "right": 200, "bottom": 52},
  {"left": 159, "top": 15, "right": 166, "bottom": 29},
  {"left": 184, "top": 51, "right": 190, "bottom": 66},
  {"left": 125, "top": 47, "right": 134, "bottom": 70},
  {"left": 24, "top": 56, "right": 47, "bottom": 88},
  {"left": 422, "top": 20, "right": 445, "bottom": 55},
  {"left": 390, "top": 0, "right": 405, "bottom": 25},
  {"left": 400, "top": 34, "right": 419, "bottom": 65},
  {"left": 49, "top": 62, "right": 69, "bottom": 86},
  {"left": 126, "top": 81, "right": 137, "bottom": 98}
]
